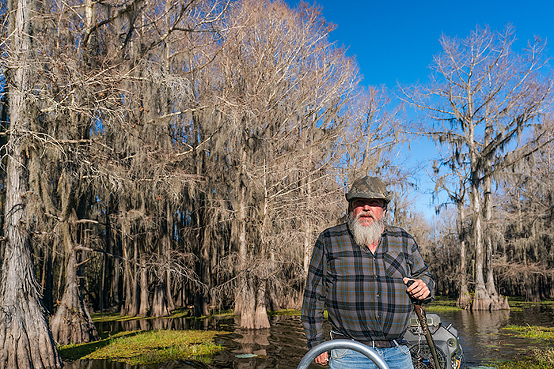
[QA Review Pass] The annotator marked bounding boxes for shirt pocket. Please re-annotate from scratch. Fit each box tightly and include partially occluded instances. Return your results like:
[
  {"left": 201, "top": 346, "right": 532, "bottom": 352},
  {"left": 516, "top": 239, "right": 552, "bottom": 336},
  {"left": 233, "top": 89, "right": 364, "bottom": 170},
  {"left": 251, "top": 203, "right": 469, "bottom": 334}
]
[{"left": 384, "top": 251, "right": 407, "bottom": 279}]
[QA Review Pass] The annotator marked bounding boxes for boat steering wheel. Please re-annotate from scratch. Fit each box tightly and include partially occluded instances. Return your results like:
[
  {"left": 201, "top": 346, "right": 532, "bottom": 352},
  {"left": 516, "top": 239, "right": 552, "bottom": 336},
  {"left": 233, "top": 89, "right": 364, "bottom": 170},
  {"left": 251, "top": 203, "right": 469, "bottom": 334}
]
[{"left": 297, "top": 339, "right": 390, "bottom": 369}]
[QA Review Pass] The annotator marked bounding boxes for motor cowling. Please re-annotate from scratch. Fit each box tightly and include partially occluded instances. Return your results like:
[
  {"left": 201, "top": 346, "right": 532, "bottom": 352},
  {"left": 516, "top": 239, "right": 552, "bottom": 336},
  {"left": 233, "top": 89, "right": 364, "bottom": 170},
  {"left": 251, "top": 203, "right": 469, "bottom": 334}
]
[{"left": 404, "top": 313, "right": 463, "bottom": 369}]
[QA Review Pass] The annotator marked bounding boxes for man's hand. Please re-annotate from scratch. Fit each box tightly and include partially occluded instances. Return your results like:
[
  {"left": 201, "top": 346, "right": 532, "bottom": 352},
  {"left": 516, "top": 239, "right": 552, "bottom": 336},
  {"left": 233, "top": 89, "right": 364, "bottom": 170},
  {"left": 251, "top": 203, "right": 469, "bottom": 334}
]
[
  {"left": 403, "top": 277, "right": 430, "bottom": 300},
  {"left": 314, "top": 351, "right": 329, "bottom": 365}
]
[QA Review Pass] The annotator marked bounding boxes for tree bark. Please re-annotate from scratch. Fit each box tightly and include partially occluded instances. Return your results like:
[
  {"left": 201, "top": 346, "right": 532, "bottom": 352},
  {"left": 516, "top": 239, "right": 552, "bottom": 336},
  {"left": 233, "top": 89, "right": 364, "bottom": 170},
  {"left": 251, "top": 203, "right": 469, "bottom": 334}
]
[
  {"left": 456, "top": 203, "right": 472, "bottom": 309},
  {"left": 163, "top": 204, "right": 176, "bottom": 312},
  {"left": 0, "top": 153, "right": 63, "bottom": 365},
  {"left": 40, "top": 244, "right": 54, "bottom": 314},
  {"left": 236, "top": 276, "right": 256, "bottom": 329},
  {"left": 138, "top": 256, "right": 149, "bottom": 316},
  {"left": 0, "top": 227, "right": 62, "bottom": 368},
  {"left": 253, "top": 169, "right": 271, "bottom": 329},
  {"left": 303, "top": 150, "right": 313, "bottom": 279},
  {"left": 120, "top": 209, "right": 139, "bottom": 316},
  {"left": 254, "top": 279, "right": 270, "bottom": 329},
  {"left": 234, "top": 148, "right": 251, "bottom": 326},
  {"left": 51, "top": 214, "right": 100, "bottom": 345},
  {"left": 0, "top": 0, "right": 63, "bottom": 364},
  {"left": 469, "top": 165, "right": 491, "bottom": 310},
  {"left": 151, "top": 281, "right": 170, "bottom": 317},
  {"left": 483, "top": 173, "right": 509, "bottom": 310}
]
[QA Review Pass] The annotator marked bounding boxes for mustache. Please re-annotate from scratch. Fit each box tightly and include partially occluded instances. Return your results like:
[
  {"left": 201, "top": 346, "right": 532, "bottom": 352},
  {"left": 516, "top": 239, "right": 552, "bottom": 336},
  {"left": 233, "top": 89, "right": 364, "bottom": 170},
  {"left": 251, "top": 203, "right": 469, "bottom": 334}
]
[{"left": 356, "top": 211, "right": 376, "bottom": 220}]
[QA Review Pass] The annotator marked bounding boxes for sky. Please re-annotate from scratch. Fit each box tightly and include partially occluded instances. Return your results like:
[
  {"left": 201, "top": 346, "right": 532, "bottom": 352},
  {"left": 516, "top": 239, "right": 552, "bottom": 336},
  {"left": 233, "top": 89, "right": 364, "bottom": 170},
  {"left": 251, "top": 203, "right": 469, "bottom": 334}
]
[{"left": 285, "top": 0, "right": 554, "bottom": 220}]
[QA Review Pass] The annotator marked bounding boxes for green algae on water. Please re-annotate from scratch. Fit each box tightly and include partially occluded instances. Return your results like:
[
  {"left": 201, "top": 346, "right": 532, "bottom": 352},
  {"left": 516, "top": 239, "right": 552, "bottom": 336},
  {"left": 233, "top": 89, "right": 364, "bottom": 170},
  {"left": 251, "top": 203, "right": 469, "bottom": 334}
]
[{"left": 59, "top": 329, "right": 224, "bottom": 366}]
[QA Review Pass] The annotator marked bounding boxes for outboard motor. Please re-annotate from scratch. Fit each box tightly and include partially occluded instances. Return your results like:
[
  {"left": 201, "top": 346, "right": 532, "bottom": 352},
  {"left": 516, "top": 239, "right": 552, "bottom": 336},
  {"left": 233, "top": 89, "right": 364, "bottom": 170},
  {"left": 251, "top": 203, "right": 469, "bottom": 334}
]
[{"left": 404, "top": 313, "right": 463, "bottom": 369}]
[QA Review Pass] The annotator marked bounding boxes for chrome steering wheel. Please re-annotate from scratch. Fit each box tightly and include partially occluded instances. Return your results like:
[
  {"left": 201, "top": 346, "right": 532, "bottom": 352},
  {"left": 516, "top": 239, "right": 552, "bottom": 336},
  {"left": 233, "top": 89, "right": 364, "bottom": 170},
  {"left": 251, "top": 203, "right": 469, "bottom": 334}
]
[{"left": 297, "top": 339, "right": 390, "bottom": 369}]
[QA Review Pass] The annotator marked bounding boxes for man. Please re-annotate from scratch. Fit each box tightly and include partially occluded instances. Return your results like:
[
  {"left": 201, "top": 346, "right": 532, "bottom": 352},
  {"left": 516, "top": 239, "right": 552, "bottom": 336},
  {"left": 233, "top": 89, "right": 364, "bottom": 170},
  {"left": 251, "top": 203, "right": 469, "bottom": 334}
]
[{"left": 301, "top": 176, "right": 434, "bottom": 369}]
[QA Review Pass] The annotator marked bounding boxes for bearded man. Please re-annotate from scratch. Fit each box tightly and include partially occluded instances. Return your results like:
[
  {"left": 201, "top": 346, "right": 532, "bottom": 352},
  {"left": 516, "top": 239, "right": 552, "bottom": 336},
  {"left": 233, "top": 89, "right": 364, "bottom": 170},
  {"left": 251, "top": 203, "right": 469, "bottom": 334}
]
[{"left": 301, "top": 176, "right": 434, "bottom": 369}]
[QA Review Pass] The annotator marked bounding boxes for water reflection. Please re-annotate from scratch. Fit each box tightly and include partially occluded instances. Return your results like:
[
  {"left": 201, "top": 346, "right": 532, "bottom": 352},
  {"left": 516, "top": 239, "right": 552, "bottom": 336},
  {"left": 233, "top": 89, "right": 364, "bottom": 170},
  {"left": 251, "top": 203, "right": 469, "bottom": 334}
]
[
  {"left": 65, "top": 303, "right": 554, "bottom": 369},
  {"left": 211, "top": 316, "right": 316, "bottom": 369},
  {"left": 63, "top": 359, "right": 138, "bottom": 369},
  {"left": 95, "top": 315, "right": 218, "bottom": 335},
  {"left": 437, "top": 304, "right": 553, "bottom": 367},
  {"left": 446, "top": 309, "right": 512, "bottom": 366}
]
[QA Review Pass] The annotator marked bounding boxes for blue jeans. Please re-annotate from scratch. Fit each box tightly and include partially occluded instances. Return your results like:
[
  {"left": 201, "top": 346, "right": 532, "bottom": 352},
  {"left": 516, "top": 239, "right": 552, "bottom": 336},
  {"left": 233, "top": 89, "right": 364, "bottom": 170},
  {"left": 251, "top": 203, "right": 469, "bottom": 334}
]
[{"left": 329, "top": 345, "right": 413, "bottom": 369}]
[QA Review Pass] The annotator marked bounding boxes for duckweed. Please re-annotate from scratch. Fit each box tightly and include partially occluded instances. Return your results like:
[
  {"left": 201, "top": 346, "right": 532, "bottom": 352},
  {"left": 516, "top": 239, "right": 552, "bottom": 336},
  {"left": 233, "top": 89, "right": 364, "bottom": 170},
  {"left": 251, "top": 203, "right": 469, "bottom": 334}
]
[
  {"left": 59, "top": 329, "right": 224, "bottom": 365},
  {"left": 494, "top": 347, "right": 554, "bottom": 369},
  {"left": 502, "top": 325, "right": 554, "bottom": 340}
]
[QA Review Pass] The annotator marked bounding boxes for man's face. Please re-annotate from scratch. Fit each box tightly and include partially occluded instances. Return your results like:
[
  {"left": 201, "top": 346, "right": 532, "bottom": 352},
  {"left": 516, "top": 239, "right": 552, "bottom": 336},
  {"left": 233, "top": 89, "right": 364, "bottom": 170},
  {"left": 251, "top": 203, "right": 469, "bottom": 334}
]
[{"left": 350, "top": 198, "right": 386, "bottom": 225}]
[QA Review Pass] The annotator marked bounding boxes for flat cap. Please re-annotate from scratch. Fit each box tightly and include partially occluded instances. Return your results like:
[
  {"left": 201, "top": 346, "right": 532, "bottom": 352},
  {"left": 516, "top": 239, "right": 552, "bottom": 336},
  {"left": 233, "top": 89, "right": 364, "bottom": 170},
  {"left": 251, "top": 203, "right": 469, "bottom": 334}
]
[{"left": 345, "top": 176, "right": 392, "bottom": 203}]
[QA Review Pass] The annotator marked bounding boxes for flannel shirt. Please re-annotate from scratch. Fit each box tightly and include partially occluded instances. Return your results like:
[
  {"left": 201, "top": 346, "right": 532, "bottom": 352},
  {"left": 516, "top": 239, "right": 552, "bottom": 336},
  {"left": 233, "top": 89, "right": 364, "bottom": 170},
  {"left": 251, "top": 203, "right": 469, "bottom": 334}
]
[{"left": 301, "top": 222, "right": 435, "bottom": 348}]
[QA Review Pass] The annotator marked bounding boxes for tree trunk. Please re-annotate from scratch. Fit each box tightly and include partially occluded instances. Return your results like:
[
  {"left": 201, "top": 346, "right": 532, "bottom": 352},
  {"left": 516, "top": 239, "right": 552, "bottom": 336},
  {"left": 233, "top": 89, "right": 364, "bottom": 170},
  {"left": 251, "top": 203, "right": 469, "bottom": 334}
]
[
  {"left": 236, "top": 276, "right": 256, "bottom": 329},
  {"left": 40, "top": 245, "right": 54, "bottom": 314},
  {"left": 194, "top": 224, "right": 210, "bottom": 317},
  {"left": 131, "top": 242, "right": 140, "bottom": 315},
  {"left": 165, "top": 269, "right": 175, "bottom": 312},
  {"left": 467, "top": 117, "right": 493, "bottom": 311},
  {"left": 482, "top": 119, "right": 509, "bottom": 311},
  {"left": 254, "top": 279, "right": 270, "bottom": 329},
  {"left": 0, "top": 227, "right": 63, "bottom": 368},
  {"left": 151, "top": 225, "right": 172, "bottom": 318},
  {"left": 164, "top": 204, "right": 176, "bottom": 312},
  {"left": 138, "top": 257, "right": 149, "bottom": 316},
  {"left": 194, "top": 281, "right": 209, "bottom": 317},
  {"left": 0, "top": 0, "right": 63, "bottom": 363},
  {"left": 457, "top": 245, "right": 472, "bottom": 309},
  {"left": 267, "top": 250, "right": 281, "bottom": 311},
  {"left": 151, "top": 282, "right": 170, "bottom": 317},
  {"left": 470, "top": 180, "right": 491, "bottom": 311},
  {"left": 483, "top": 180, "right": 509, "bottom": 310},
  {"left": 0, "top": 152, "right": 63, "bottom": 366},
  {"left": 234, "top": 148, "right": 254, "bottom": 327},
  {"left": 456, "top": 203, "right": 471, "bottom": 309},
  {"left": 51, "top": 216, "right": 100, "bottom": 345},
  {"left": 252, "top": 170, "right": 270, "bottom": 329},
  {"left": 456, "top": 236, "right": 472, "bottom": 309},
  {"left": 111, "top": 258, "right": 121, "bottom": 311},
  {"left": 120, "top": 210, "right": 139, "bottom": 316},
  {"left": 101, "top": 199, "right": 116, "bottom": 312},
  {"left": 303, "top": 185, "right": 313, "bottom": 279},
  {"left": 191, "top": 120, "right": 210, "bottom": 318},
  {"left": 303, "top": 146, "right": 314, "bottom": 279},
  {"left": 121, "top": 222, "right": 132, "bottom": 316}
]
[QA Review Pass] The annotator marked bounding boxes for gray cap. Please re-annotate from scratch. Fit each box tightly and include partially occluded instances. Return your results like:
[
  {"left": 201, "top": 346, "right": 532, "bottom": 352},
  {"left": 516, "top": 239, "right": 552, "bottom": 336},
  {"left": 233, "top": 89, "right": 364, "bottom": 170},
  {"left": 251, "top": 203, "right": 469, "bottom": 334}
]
[{"left": 345, "top": 176, "right": 392, "bottom": 203}]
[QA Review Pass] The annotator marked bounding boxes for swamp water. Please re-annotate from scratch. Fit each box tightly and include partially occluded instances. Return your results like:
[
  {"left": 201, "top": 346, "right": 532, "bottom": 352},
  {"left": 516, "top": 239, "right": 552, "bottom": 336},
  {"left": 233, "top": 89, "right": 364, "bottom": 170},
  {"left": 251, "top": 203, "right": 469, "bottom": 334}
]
[{"left": 64, "top": 302, "right": 554, "bottom": 369}]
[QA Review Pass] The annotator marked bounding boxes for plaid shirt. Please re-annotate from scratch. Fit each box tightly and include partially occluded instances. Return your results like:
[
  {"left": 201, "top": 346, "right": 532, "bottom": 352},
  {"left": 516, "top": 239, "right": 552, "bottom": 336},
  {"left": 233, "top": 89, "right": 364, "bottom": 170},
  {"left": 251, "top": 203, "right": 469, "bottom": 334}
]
[{"left": 301, "top": 223, "right": 435, "bottom": 348}]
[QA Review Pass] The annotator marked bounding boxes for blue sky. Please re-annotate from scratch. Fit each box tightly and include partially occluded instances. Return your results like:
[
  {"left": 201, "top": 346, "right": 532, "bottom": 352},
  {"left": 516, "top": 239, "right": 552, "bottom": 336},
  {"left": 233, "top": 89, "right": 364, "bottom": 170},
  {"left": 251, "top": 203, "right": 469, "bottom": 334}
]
[
  {"left": 287, "top": 0, "right": 554, "bottom": 87},
  {"left": 286, "top": 0, "right": 554, "bottom": 220}
]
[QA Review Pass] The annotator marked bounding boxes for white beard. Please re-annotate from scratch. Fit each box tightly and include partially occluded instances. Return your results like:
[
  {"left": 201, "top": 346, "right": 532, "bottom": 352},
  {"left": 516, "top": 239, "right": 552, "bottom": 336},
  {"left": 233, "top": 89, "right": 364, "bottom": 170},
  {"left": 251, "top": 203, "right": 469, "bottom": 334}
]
[{"left": 348, "top": 211, "right": 385, "bottom": 246}]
